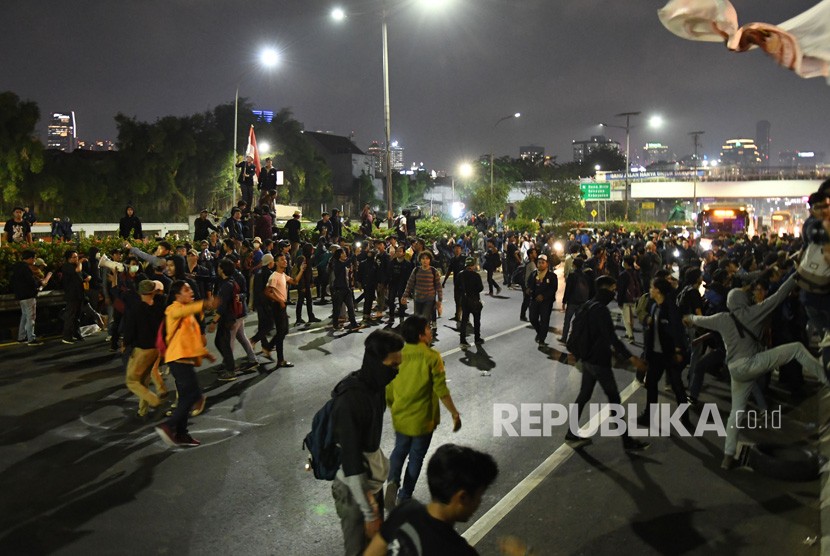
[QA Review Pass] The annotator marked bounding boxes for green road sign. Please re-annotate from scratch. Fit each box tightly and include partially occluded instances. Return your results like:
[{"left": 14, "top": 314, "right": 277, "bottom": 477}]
[{"left": 579, "top": 182, "right": 611, "bottom": 200}]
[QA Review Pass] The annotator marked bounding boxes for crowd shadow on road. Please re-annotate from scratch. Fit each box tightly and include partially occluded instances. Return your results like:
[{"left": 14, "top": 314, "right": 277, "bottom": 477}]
[
  {"left": 572, "top": 449, "right": 744, "bottom": 555},
  {"left": 459, "top": 346, "right": 495, "bottom": 373}
]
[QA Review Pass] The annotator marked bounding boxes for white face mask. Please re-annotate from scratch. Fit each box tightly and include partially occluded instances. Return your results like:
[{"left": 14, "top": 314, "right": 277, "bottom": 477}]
[{"left": 129, "top": 265, "right": 139, "bottom": 274}]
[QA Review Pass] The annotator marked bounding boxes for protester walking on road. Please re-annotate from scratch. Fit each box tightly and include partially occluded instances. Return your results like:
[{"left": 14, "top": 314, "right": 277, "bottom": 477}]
[
  {"left": 565, "top": 275, "right": 650, "bottom": 452},
  {"left": 402, "top": 251, "right": 443, "bottom": 329},
  {"left": 385, "top": 316, "right": 462, "bottom": 510},
  {"left": 528, "top": 254, "right": 557, "bottom": 346},
  {"left": 459, "top": 257, "right": 484, "bottom": 347},
  {"left": 330, "top": 329, "right": 405, "bottom": 556},
  {"left": 154, "top": 280, "right": 217, "bottom": 448},
  {"left": 123, "top": 280, "right": 167, "bottom": 417}
]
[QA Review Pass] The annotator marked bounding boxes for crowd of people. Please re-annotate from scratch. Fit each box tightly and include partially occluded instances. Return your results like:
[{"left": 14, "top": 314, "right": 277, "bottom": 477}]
[{"left": 6, "top": 178, "right": 830, "bottom": 553}]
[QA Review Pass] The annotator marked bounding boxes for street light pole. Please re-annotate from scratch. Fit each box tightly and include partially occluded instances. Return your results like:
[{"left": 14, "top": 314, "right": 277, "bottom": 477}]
[
  {"left": 490, "top": 112, "right": 520, "bottom": 195},
  {"left": 615, "top": 111, "right": 640, "bottom": 221},
  {"left": 232, "top": 86, "right": 240, "bottom": 207},
  {"left": 690, "top": 130, "right": 704, "bottom": 219},
  {"left": 381, "top": 1, "right": 393, "bottom": 224}
]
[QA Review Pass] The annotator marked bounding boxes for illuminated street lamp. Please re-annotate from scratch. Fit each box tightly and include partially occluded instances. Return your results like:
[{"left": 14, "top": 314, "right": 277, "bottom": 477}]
[
  {"left": 690, "top": 130, "right": 704, "bottom": 219},
  {"left": 490, "top": 112, "right": 521, "bottom": 194},
  {"left": 599, "top": 112, "right": 662, "bottom": 221},
  {"left": 232, "top": 47, "right": 280, "bottom": 206},
  {"left": 332, "top": 0, "right": 451, "bottom": 223}
]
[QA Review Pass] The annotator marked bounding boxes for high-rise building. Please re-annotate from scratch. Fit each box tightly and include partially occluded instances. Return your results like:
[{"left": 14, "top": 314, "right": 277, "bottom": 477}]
[
  {"left": 756, "top": 120, "right": 771, "bottom": 167},
  {"left": 519, "top": 145, "right": 545, "bottom": 163},
  {"left": 642, "top": 142, "right": 670, "bottom": 165},
  {"left": 390, "top": 141, "right": 404, "bottom": 171},
  {"left": 366, "top": 140, "right": 383, "bottom": 175},
  {"left": 720, "top": 138, "right": 762, "bottom": 168},
  {"left": 572, "top": 135, "right": 620, "bottom": 163},
  {"left": 47, "top": 111, "right": 77, "bottom": 152},
  {"left": 252, "top": 109, "right": 274, "bottom": 123}
]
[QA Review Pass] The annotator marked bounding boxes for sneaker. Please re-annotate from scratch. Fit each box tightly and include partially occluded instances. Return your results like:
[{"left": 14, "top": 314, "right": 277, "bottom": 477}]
[
  {"left": 61, "top": 339, "right": 76, "bottom": 345},
  {"left": 27, "top": 340, "right": 44, "bottom": 346},
  {"left": 496, "top": 289, "right": 502, "bottom": 295},
  {"left": 295, "top": 319, "right": 306, "bottom": 326},
  {"left": 218, "top": 371, "right": 238, "bottom": 382},
  {"left": 384, "top": 481, "right": 399, "bottom": 512},
  {"left": 308, "top": 316, "right": 322, "bottom": 323},
  {"left": 624, "top": 439, "right": 650, "bottom": 452},
  {"left": 277, "top": 361, "right": 295, "bottom": 368},
  {"left": 154, "top": 423, "right": 177, "bottom": 447},
  {"left": 474, "top": 337, "right": 485, "bottom": 344},
  {"left": 176, "top": 433, "right": 201, "bottom": 447},
  {"left": 190, "top": 396, "right": 207, "bottom": 417},
  {"left": 564, "top": 433, "right": 592, "bottom": 449},
  {"left": 460, "top": 340, "right": 470, "bottom": 348},
  {"left": 345, "top": 322, "right": 362, "bottom": 331},
  {"left": 721, "top": 455, "right": 736, "bottom": 470}
]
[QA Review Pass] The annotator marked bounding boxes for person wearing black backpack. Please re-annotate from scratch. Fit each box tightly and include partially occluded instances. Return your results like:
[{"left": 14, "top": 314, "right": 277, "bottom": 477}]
[
  {"left": 519, "top": 247, "right": 538, "bottom": 322},
  {"left": 210, "top": 259, "right": 257, "bottom": 381},
  {"left": 329, "top": 329, "right": 405, "bottom": 556},
  {"left": 565, "top": 275, "right": 649, "bottom": 451},
  {"left": 559, "top": 257, "right": 590, "bottom": 344}
]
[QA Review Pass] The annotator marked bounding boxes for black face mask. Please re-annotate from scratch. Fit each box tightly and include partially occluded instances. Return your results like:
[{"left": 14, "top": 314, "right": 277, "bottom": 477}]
[{"left": 595, "top": 288, "right": 616, "bottom": 306}]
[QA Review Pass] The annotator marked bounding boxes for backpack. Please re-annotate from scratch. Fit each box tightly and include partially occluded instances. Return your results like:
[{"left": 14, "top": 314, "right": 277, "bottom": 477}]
[
  {"left": 796, "top": 242, "right": 830, "bottom": 293},
  {"left": 231, "top": 280, "right": 245, "bottom": 319},
  {"left": 635, "top": 292, "right": 650, "bottom": 325},
  {"left": 566, "top": 301, "right": 597, "bottom": 361},
  {"left": 155, "top": 316, "right": 182, "bottom": 358},
  {"left": 302, "top": 377, "right": 363, "bottom": 480},
  {"left": 676, "top": 285, "right": 696, "bottom": 315},
  {"left": 512, "top": 263, "right": 527, "bottom": 289}
]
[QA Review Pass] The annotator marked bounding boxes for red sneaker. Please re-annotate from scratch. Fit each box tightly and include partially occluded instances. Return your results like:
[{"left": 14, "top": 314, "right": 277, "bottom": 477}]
[
  {"left": 176, "top": 433, "right": 201, "bottom": 447},
  {"left": 154, "top": 424, "right": 177, "bottom": 447}
]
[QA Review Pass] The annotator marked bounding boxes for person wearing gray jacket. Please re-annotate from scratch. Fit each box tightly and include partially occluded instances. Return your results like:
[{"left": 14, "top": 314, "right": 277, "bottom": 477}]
[{"left": 685, "top": 272, "right": 829, "bottom": 470}]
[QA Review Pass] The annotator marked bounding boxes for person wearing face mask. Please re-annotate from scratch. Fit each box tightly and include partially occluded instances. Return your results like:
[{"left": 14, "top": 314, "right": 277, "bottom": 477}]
[
  {"left": 564, "top": 275, "right": 650, "bottom": 452},
  {"left": 330, "top": 329, "right": 405, "bottom": 556}
]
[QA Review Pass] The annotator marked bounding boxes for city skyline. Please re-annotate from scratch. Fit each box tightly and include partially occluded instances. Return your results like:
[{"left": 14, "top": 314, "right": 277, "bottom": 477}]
[{"left": 3, "top": 1, "right": 828, "bottom": 173}]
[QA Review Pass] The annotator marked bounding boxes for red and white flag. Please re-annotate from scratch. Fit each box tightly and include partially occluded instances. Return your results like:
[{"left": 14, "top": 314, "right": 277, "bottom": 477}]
[{"left": 246, "top": 125, "right": 261, "bottom": 185}]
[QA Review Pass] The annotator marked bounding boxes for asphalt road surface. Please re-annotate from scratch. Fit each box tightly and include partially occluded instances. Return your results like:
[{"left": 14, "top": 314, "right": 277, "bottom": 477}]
[{"left": 0, "top": 271, "right": 823, "bottom": 555}]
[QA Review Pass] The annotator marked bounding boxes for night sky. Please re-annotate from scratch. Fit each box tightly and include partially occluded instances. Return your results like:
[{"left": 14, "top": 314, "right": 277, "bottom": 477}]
[{"left": 2, "top": 0, "right": 827, "bottom": 172}]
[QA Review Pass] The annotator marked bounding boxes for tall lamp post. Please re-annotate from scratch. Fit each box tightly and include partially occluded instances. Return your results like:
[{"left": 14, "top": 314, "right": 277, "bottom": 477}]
[
  {"left": 332, "top": 1, "right": 450, "bottom": 225},
  {"left": 232, "top": 47, "right": 280, "bottom": 207},
  {"left": 600, "top": 111, "right": 639, "bottom": 221},
  {"left": 690, "top": 130, "right": 704, "bottom": 220},
  {"left": 490, "top": 112, "right": 521, "bottom": 195}
]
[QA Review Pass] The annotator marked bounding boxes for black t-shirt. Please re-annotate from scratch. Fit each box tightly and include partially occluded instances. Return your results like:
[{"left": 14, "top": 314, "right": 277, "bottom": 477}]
[
  {"left": 380, "top": 500, "right": 478, "bottom": 556},
  {"left": 4, "top": 219, "right": 31, "bottom": 243}
]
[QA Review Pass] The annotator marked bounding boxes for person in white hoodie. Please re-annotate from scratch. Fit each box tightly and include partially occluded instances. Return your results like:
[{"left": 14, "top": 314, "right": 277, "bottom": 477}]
[{"left": 684, "top": 272, "right": 829, "bottom": 470}]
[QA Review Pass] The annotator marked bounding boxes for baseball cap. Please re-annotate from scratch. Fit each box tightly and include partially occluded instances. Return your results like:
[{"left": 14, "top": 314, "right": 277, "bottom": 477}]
[
  {"left": 261, "top": 253, "right": 274, "bottom": 266},
  {"left": 537, "top": 254, "right": 548, "bottom": 261},
  {"left": 465, "top": 256, "right": 475, "bottom": 266}
]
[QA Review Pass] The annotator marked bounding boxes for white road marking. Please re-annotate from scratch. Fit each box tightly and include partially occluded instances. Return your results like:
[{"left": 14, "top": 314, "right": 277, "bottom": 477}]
[
  {"left": 462, "top": 379, "right": 642, "bottom": 546},
  {"left": 438, "top": 323, "right": 532, "bottom": 358}
]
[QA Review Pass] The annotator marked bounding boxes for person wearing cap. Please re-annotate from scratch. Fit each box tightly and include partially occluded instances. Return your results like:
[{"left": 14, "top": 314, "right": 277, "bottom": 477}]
[
  {"left": 5, "top": 206, "right": 32, "bottom": 244},
  {"left": 458, "top": 256, "right": 484, "bottom": 347},
  {"left": 123, "top": 280, "right": 167, "bottom": 417},
  {"left": 12, "top": 250, "right": 48, "bottom": 346},
  {"left": 194, "top": 209, "right": 221, "bottom": 242},
  {"left": 528, "top": 254, "right": 557, "bottom": 345}
]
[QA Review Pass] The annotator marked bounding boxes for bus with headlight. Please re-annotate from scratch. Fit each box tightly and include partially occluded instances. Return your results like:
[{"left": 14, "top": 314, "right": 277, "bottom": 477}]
[
  {"left": 697, "top": 204, "right": 754, "bottom": 247},
  {"left": 769, "top": 210, "right": 794, "bottom": 236}
]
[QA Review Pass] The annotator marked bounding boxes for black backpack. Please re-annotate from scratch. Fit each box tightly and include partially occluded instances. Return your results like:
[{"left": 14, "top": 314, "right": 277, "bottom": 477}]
[
  {"left": 566, "top": 301, "right": 597, "bottom": 361},
  {"left": 512, "top": 264, "right": 527, "bottom": 289},
  {"left": 302, "top": 377, "right": 360, "bottom": 480},
  {"left": 302, "top": 396, "right": 341, "bottom": 480}
]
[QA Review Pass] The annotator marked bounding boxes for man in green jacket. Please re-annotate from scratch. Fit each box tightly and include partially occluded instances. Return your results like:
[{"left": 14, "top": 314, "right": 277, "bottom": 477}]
[{"left": 385, "top": 315, "right": 462, "bottom": 510}]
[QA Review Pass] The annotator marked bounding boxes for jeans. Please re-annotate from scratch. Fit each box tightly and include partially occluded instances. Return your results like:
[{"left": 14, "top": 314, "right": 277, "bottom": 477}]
[
  {"left": 460, "top": 298, "right": 482, "bottom": 341},
  {"left": 17, "top": 298, "right": 37, "bottom": 342},
  {"left": 486, "top": 269, "right": 500, "bottom": 294},
  {"left": 296, "top": 287, "right": 315, "bottom": 321},
  {"left": 250, "top": 304, "right": 274, "bottom": 345},
  {"left": 413, "top": 299, "right": 436, "bottom": 324},
  {"left": 529, "top": 300, "right": 553, "bottom": 343},
  {"left": 388, "top": 432, "right": 433, "bottom": 501},
  {"left": 265, "top": 302, "right": 289, "bottom": 361},
  {"left": 231, "top": 317, "right": 257, "bottom": 362},
  {"left": 332, "top": 288, "right": 357, "bottom": 326},
  {"left": 723, "top": 343, "right": 826, "bottom": 456},
  {"left": 387, "top": 284, "right": 407, "bottom": 318},
  {"left": 215, "top": 322, "right": 236, "bottom": 373},
  {"left": 572, "top": 361, "right": 631, "bottom": 444},
  {"left": 165, "top": 361, "right": 201, "bottom": 435},
  {"left": 62, "top": 299, "right": 82, "bottom": 341}
]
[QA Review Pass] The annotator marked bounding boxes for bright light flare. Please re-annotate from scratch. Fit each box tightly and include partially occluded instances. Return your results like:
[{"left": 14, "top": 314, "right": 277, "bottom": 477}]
[
  {"left": 451, "top": 201, "right": 465, "bottom": 219},
  {"left": 331, "top": 7, "right": 346, "bottom": 21},
  {"left": 420, "top": 0, "right": 450, "bottom": 8},
  {"left": 649, "top": 115, "right": 664, "bottom": 128},
  {"left": 514, "top": 112, "right": 521, "bottom": 118},
  {"left": 553, "top": 241, "right": 564, "bottom": 254},
  {"left": 458, "top": 162, "right": 473, "bottom": 178},
  {"left": 259, "top": 142, "right": 270, "bottom": 153},
  {"left": 260, "top": 48, "right": 280, "bottom": 68}
]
